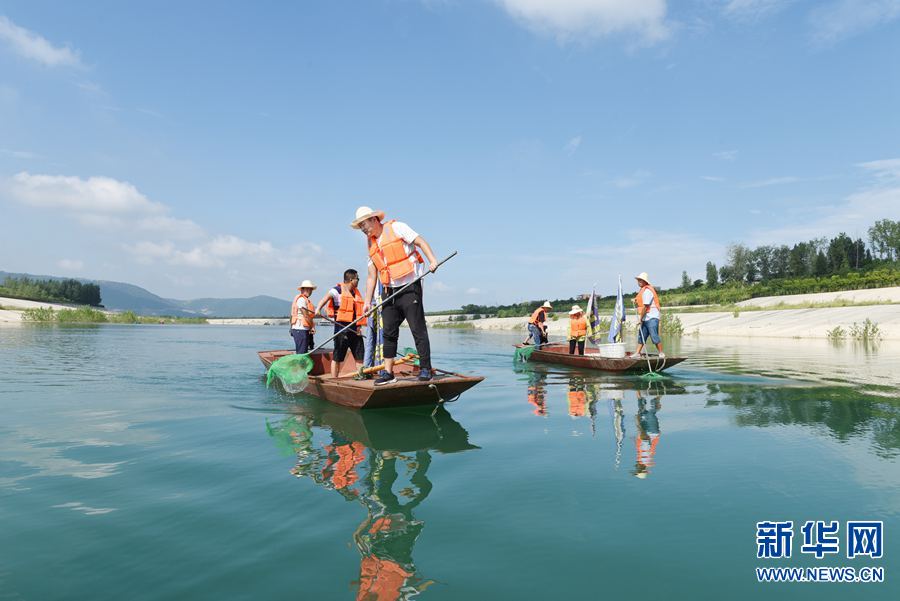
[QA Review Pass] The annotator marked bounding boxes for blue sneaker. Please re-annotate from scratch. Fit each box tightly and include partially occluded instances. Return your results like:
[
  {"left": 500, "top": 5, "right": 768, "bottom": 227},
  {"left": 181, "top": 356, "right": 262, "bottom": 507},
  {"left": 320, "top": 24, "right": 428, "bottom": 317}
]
[
  {"left": 374, "top": 370, "right": 397, "bottom": 386},
  {"left": 417, "top": 368, "right": 433, "bottom": 382}
]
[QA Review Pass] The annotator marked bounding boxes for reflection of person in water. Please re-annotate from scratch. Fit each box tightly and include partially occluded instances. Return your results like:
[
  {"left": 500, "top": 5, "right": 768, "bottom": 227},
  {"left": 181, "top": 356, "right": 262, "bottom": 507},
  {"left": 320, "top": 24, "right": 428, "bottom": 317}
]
[
  {"left": 567, "top": 378, "right": 588, "bottom": 417},
  {"left": 353, "top": 450, "right": 434, "bottom": 600},
  {"left": 633, "top": 388, "right": 662, "bottom": 479},
  {"left": 269, "top": 411, "right": 476, "bottom": 601},
  {"left": 527, "top": 370, "right": 549, "bottom": 417}
]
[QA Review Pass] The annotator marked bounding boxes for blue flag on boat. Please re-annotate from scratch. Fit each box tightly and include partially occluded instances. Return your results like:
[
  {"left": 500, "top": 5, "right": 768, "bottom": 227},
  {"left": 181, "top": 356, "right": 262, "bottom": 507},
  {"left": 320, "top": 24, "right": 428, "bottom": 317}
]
[
  {"left": 585, "top": 288, "right": 603, "bottom": 345},
  {"left": 608, "top": 275, "right": 626, "bottom": 343}
]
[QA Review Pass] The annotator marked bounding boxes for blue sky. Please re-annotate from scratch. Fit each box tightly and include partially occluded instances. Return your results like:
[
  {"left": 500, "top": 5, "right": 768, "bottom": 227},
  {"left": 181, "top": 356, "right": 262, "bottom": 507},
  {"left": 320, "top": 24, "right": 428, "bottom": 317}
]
[{"left": 1, "top": 0, "right": 899, "bottom": 309}]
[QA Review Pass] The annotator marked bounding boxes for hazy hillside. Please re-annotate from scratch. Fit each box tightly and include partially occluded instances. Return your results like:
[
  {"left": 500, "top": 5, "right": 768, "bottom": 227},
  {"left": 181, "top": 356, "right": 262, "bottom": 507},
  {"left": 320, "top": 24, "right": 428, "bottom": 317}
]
[{"left": 0, "top": 271, "right": 288, "bottom": 318}]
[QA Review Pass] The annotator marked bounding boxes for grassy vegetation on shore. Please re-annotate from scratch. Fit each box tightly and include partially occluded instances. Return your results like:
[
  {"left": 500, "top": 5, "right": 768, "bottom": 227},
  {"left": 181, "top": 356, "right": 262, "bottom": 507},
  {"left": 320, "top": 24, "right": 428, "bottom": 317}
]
[{"left": 21, "top": 307, "right": 207, "bottom": 324}]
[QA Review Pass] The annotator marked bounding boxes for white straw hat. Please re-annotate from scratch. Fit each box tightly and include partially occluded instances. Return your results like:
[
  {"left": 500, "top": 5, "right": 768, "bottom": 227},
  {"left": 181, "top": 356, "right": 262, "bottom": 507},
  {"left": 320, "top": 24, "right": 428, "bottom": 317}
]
[
  {"left": 350, "top": 206, "right": 385, "bottom": 229},
  {"left": 541, "top": 301, "right": 552, "bottom": 309},
  {"left": 635, "top": 272, "right": 651, "bottom": 285},
  {"left": 297, "top": 279, "right": 317, "bottom": 291},
  {"left": 569, "top": 305, "right": 583, "bottom": 315}
]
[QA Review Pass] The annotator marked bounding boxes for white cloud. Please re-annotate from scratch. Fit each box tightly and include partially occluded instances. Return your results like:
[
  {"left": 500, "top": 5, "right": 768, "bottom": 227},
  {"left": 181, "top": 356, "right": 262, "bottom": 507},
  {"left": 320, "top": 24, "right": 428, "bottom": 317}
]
[
  {"left": 713, "top": 149, "right": 739, "bottom": 161},
  {"left": 4, "top": 172, "right": 165, "bottom": 214},
  {"left": 466, "top": 287, "right": 482, "bottom": 295},
  {"left": 429, "top": 281, "right": 452, "bottom": 293},
  {"left": 564, "top": 230, "right": 723, "bottom": 290},
  {"left": 0, "top": 16, "right": 82, "bottom": 67},
  {"left": 565, "top": 135, "right": 582, "bottom": 155},
  {"left": 749, "top": 158, "right": 900, "bottom": 245},
  {"left": 809, "top": 0, "right": 900, "bottom": 45},
  {"left": 740, "top": 176, "right": 801, "bottom": 188},
  {"left": 612, "top": 169, "right": 651, "bottom": 188},
  {"left": 1, "top": 148, "right": 39, "bottom": 159},
  {"left": 723, "top": 0, "right": 792, "bottom": 20},
  {"left": 858, "top": 158, "right": 900, "bottom": 181},
  {"left": 495, "top": 0, "right": 670, "bottom": 44},
  {"left": 701, "top": 175, "right": 725, "bottom": 182},
  {"left": 1, "top": 172, "right": 204, "bottom": 240},
  {"left": 58, "top": 258, "right": 84, "bottom": 271}
]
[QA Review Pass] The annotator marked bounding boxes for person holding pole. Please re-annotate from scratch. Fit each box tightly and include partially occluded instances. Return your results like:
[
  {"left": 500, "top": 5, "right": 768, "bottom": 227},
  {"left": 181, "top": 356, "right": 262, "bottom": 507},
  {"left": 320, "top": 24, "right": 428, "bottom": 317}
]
[
  {"left": 632, "top": 272, "right": 665, "bottom": 359},
  {"left": 351, "top": 206, "right": 439, "bottom": 385}
]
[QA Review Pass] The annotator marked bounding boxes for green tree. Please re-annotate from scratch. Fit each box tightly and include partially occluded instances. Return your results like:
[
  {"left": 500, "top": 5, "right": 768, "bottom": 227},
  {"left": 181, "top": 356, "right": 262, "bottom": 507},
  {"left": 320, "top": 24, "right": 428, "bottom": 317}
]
[
  {"left": 725, "top": 243, "right": 752, "bottom": 283},
  {"left": 705, "top": 261, "right": 718, "bottom": 287},
  {"left": 680, "top": 271, "right": 691, "bottom": 289},
  {"left": 814, "top": 250, "right": 828, "bottom": 276}
]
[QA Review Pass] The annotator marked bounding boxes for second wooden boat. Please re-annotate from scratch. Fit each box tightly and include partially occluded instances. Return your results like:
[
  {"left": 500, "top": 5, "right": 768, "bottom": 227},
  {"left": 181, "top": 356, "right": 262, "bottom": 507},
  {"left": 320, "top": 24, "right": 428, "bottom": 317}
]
[{"left": 516, "top": 342, "right": 686, "bottom": 373}]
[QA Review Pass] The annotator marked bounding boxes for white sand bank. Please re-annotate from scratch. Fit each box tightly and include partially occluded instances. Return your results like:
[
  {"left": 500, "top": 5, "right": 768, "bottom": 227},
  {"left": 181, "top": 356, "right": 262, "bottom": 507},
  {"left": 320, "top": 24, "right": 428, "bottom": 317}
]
[
  {"left": 736, "top": 286, "right": 900, "bottom": 308},
  {"left": 0, "top": 297, "right": 78, "bottom": 323},
  {"left": 426, "top": 291, "right": 900, "bottom": 340}
]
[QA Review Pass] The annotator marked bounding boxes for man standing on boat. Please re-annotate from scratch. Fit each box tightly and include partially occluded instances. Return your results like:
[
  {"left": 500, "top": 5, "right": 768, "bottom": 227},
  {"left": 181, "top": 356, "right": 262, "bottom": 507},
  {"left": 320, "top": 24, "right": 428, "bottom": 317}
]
[
  {"left": 632, "top": 272, "right": 665, "bottom": 359},
  {"left": 527, "top": 301, "right": 552, "bottom": 349},
  {"left": 315, "top": 269, "right": 367, "bottom": 379},
  {"left": 351, "top": 206, "right": 439, "bottom": 386},
  {"left": 290, "top": 280, "right": 317, "bottom": 354}
]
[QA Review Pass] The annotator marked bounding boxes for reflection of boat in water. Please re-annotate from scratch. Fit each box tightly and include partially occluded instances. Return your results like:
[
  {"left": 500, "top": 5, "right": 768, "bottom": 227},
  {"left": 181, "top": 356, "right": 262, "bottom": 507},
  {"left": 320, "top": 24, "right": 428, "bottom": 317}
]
[
  {"left": 258, "top": 349, "right": 484, "bottom": 409},
  {"left": 516, "top": 364, "right": 672, "bottom": 477},
  {"left": 267, "top": 399, "right": 477, "bottom": 599},
  {"left": 515, "top": 342, "right": 686, "bottom": 373}
]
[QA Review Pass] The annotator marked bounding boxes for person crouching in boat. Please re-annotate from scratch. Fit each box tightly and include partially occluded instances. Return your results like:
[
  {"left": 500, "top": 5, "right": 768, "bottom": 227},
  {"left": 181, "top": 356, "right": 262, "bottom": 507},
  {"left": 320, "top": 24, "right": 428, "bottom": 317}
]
[
  {"left": 315, "top": 269, "right": 367, "bottom": 378},
  {"left": 567, "top": 305, "right": 587, "bottom": 355},
  {"left": 351, "top": 206, "right": 439, "bottom": 386},
  {"left": 632, "top": 272, "right": 665, "bottom": 359},
  {"left": 527, "top": 301, "right": 552, "bottom": 349},
  {"left": 290, "top": 280, "right": 317, "bottom": 354}
]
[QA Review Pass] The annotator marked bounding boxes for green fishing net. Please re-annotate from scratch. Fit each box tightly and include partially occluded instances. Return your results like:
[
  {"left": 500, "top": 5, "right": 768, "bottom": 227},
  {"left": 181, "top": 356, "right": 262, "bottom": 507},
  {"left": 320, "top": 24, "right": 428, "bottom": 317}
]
[
  {"left": 514, "top": 345, "right": 535, "bottom": 362},
  {"left": 266, "top": 353, "right": 314, "bottom": 393},
  {"left": 401, "top": 347, "right": 420, "bottom": 367}
]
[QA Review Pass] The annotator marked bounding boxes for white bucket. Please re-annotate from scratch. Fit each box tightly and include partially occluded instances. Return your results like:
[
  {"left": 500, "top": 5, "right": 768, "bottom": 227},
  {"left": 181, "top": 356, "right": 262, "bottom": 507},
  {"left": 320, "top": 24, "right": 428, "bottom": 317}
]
[{"left": 597, "top": 343, "right": 626, "bottom": 358}]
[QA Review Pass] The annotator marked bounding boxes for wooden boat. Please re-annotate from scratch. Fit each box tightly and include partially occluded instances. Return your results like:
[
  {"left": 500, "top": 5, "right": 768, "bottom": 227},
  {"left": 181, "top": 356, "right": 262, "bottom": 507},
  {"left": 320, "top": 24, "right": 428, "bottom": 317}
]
[
  {"left": 258, "top": 349, "right": 484, "bottom": 409},
  {"left": 516, "top": 342, "right": 686, "bottom": 373}
]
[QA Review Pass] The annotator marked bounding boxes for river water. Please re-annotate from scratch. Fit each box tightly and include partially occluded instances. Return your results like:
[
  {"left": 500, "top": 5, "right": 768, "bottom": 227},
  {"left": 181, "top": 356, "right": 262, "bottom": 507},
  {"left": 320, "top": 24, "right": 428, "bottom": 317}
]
[{"left": 0, "top": 325, "right": 897, "bottom": 599}]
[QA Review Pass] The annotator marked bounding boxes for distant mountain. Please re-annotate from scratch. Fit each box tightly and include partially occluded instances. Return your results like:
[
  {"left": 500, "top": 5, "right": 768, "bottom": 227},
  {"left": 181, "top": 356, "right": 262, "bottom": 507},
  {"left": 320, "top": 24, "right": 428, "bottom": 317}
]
[
  {"left": 167, "top": 295, "right": 290, "bottom": 318},
  {"left": 0, "top": 271, "right": 289, "bottom": 318}
]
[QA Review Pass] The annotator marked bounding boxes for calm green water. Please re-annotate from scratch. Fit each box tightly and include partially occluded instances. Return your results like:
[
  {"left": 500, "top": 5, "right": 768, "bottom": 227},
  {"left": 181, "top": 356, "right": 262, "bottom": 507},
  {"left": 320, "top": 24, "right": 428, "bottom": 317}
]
[{"left": 1, "top": 325, "right": 898, "bottom": 600}]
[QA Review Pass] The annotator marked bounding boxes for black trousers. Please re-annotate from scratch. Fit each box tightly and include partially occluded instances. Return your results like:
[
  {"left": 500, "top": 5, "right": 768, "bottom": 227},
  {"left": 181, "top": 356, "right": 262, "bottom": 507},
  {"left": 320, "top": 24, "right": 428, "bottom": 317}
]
[
  {"left": 382, "top": 281, "right": 432, "bottom": 369},
  {"left": 569, "top": 339, "right": 585, "bottom": 355}
]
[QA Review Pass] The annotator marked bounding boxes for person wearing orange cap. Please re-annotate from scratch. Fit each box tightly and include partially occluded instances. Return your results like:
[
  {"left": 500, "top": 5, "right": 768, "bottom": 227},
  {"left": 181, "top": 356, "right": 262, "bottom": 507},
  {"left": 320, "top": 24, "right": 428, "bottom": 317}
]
[
  {"left": 290, "top": 280, "right": 317, "bottom": 354},
  {"left": 351, "top": 206, "right": 439, "bottom": 386},
  {"left": 632, "top": 272, "right": 665, "bottom": 359}
]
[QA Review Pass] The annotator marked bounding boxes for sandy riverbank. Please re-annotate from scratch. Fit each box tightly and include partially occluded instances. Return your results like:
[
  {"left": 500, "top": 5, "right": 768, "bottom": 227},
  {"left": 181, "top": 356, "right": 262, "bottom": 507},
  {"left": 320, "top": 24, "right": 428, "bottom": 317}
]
[
  {"left": 6, "top": 288, "right": 900, "bottom": 339},
  {"left": 426, "top": 287, "right": 900, "bottom": 340}
]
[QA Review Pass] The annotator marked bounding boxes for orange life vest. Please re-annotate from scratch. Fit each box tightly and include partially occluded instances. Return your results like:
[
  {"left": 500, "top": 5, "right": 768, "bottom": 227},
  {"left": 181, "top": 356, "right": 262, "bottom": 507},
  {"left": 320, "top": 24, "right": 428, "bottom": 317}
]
[
  {"left": 367, "top": 220, "right": 424, "bottom": 286},
  {"left": 326, "top": 283, "right": 367, "bottom": 326},
  {"left": 357, "top": 556, "right": 412, "bottom": 601},
  {"left": 529, "top": 308, "right": 547, "bottom": 326},
  {"left": 634, "top": 284, "right": 661, "bottom": 316},
  {"left": 568, "top": 389, "right": 587, "bottom": 417},
  {"left": 323, "top": 441, "right": 366, "bottom": 490},
  {"left": 291, "top": 294, "right": 314, "bottom": 329},
  {"left": 568, "top": 316, "right": 587, "bottom": 339}
]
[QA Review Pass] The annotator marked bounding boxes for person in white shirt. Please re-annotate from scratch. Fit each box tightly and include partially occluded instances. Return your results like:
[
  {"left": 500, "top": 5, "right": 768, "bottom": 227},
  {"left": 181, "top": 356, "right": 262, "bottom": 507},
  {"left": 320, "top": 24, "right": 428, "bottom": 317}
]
[
  {"left": 290, "top": 280, "right": 317, "bottom": 354},
  {"left": 350, "top": 206, "right": 439, "bottom": 386},
  {"left": 632, "top": 272, "right": 665, "bottom": 358}
]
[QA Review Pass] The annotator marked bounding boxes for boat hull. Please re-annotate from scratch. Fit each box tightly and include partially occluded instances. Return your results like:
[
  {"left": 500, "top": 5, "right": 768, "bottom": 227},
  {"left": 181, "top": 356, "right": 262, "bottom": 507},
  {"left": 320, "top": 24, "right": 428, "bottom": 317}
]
[
  {"left": 258, "top": 349, "right": 484, "bottom": 409},
  {"left": 518, "top": 343, "right": 685, "bottom": 373}
]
